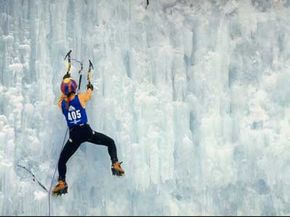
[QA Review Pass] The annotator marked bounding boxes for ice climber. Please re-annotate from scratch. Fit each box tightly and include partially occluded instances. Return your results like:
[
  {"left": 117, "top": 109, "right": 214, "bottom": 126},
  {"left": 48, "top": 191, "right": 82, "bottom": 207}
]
[{"left": 52, "top": 74, "right": 125, "bottom": 196}]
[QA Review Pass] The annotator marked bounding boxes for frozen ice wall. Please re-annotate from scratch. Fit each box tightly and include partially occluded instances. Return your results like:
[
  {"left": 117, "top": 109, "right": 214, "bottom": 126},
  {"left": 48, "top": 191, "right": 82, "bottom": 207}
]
[{"left": 1, "top": 0, "right": 290, "bottom": 215}]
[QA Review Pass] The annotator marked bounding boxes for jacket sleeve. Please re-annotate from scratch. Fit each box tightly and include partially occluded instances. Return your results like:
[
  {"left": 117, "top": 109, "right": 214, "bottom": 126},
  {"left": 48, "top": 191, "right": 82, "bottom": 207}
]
[{"left": 78, "top": 89, "right": 93, "bottom": 108}]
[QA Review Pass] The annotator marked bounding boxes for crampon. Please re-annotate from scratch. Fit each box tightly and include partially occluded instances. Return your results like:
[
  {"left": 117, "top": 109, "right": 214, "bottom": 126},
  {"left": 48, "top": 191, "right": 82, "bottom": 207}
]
[
  {"left": 52, "top": 180, "right": 68, "bottom": 196},
  {"left": 111, "top": 161, "right": 125, "bottom": 176}
]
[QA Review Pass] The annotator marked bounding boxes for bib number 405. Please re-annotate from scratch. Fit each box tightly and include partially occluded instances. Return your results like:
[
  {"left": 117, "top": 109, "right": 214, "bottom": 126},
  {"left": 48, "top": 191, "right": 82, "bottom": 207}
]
[{"left": 68, "top": 110, "right": 81, "bottom": 121}]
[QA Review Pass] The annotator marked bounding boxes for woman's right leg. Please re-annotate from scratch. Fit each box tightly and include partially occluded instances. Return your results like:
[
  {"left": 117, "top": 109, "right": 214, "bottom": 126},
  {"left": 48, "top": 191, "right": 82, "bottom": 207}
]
[
  {"left": 87, "top": 129, "right": 119, "bottom": 164},
  {"left": 86, "top": 126, "right": 124, "bottom": 176}
]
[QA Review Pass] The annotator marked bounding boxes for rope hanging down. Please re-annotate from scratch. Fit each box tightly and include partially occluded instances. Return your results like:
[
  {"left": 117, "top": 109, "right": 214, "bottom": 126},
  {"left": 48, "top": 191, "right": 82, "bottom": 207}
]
[{"left": 48, "top": 50, "right": 73, "bottom": 216}]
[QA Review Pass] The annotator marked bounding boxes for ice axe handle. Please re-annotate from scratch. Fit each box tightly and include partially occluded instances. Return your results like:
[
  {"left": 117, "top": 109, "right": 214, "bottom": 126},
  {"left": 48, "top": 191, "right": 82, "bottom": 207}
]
[{"left": 64, "top": 50, "right": 72, "bottom": 60}]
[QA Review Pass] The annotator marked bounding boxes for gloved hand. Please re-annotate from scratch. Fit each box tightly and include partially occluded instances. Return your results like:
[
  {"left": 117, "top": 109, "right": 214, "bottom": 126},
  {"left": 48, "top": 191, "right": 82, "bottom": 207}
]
[
  {"left": 87, "top": 83, "right": 94, "bottom": 90},
  {"left": 63, "top": 73, "right": 71, "bottom": 80}
]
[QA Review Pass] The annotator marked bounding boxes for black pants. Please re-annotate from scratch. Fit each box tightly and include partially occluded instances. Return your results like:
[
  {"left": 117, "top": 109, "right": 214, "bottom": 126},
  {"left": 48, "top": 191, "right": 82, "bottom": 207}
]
[{"left": 57, "top": 124, "right": 118, "bottom": 181}]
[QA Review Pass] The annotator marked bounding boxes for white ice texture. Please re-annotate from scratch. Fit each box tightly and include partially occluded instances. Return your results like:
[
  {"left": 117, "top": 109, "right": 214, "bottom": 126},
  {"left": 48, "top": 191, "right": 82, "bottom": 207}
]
[{"left": 1, "top": 0, "right": 290, "bottom": 215}]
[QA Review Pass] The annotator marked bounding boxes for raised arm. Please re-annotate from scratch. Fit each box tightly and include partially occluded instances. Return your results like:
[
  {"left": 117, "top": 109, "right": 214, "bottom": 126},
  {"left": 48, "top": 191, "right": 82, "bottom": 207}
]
[{"left": 78, "top": 84, "right": 94, "bottom": 108}]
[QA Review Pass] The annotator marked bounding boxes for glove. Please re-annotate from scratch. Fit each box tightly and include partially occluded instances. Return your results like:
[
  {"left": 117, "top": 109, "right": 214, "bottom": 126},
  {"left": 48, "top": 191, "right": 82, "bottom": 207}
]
[
  {"left": 87, "top": 83, "right": 94, "bottom": 90},
  {"left": 63, "top": 73, "right": 71, "bottom": 80}
]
